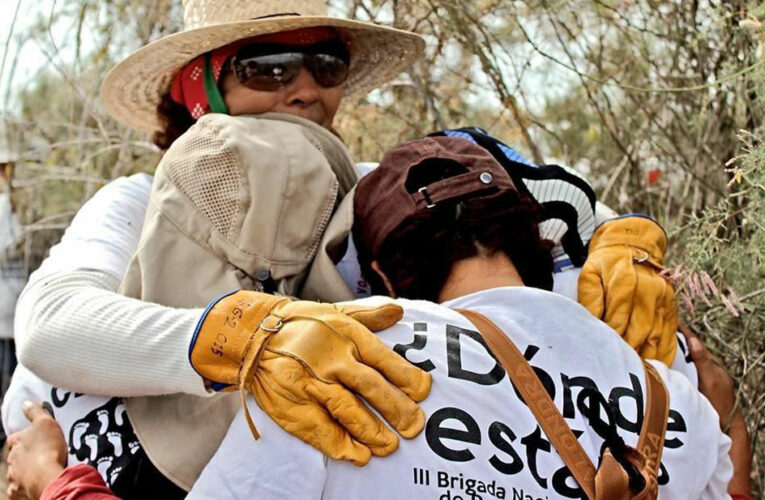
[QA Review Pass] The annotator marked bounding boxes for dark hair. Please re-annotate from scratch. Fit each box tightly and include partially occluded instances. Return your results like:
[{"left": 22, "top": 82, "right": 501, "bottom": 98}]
[
  {"left": 152, "top": 91, "right": 196, "bottom": 150},
  {"left": 354, "top": 160, "right": 554, "bottom": 302},
  {"left": 153, "top": 55, "right": 236, "bottom": 149}
]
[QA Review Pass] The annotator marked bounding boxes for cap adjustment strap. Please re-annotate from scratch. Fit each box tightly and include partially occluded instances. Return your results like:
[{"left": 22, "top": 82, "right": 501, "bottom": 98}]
[{"left": 411, "top": 170, "right": 511, "bottom": 209}]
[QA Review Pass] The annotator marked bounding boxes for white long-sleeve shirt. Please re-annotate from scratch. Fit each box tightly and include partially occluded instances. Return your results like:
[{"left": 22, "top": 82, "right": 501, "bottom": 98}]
[{"left": 13, "top": 174, "right": 208, "bottom": 397}]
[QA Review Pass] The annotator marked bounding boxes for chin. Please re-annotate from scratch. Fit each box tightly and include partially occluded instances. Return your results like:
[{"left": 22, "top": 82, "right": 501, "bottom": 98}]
[{"left": 301, "top": 113, "right": 328, "bottom": 127}]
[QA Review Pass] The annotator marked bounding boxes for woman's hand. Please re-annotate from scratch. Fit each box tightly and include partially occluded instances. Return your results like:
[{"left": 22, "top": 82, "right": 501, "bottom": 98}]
[
  {"left": 6, "top": 401, "right": 67, "bottom": 500},
  {"left": 578, "top": 215, "right": 678, "bottom": 365},
  {"left": 190, "top": 291, "right": 431, "bottom": 465}
]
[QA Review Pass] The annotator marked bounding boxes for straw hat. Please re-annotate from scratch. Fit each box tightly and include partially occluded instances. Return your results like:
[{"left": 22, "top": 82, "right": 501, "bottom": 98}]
[{"left": 101, "top": 0, "right": 425, "bottom": 134}]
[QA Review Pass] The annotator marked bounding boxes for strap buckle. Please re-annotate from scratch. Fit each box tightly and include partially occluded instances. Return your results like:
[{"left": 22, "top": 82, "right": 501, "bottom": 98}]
[
  {"left": 260, "top": 315, "right": 284, "bottom": 333},
  {"left": 418, "top": 186, "right": 436, "bottom": 208},
  {"left": 633, "top": 249, "right": 649, "bottom": 263}
]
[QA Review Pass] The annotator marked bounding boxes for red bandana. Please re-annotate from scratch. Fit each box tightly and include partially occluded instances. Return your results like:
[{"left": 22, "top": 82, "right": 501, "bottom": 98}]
[{"left": 170, "top": 27, "right": 343, "bottom": 119}]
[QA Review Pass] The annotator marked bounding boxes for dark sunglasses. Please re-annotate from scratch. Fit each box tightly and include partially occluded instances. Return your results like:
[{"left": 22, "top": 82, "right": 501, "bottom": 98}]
[{"left": 232, "top": 40, "right": 350, "bottom": 92}]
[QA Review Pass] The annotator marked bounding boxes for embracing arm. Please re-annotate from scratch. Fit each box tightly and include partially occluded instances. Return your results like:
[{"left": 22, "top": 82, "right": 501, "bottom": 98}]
[
  {"left": 13, "top": 173, "right": 432, "bottom": 466},
  {"left": 15, "top": 174, "right": 208, "bottom": 397},
  {"left": 17, "top": 270, "right": 207, "bottom": 397},
  {"left": 681, "top": 325, "right": 753, "bottom": 498}
]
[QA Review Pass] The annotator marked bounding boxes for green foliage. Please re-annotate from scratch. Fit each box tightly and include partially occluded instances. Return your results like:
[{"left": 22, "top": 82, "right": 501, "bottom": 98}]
[{"left": 668, "top": 136, "right": 764, "bottom": 494}]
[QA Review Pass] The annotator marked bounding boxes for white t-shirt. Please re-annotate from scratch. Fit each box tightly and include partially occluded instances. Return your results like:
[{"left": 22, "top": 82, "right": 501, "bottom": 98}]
[{"left": 190, "top": 288, "right": 731, "bottom": 500}]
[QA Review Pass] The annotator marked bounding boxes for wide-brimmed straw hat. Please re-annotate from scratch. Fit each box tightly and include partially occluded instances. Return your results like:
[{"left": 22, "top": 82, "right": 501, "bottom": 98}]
[{"left": 101, "top": 0, "right": 425, "bottom": 134}]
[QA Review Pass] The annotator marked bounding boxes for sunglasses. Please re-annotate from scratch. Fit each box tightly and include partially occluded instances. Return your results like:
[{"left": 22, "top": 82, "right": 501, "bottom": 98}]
[{"left": 232, "top": 40, "right": 350, "bottom": 92}]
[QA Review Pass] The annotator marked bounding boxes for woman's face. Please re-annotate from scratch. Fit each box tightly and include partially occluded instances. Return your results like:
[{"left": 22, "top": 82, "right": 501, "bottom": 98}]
[{"left": 221, "top": 66, "right": 344, "bottom": 129}]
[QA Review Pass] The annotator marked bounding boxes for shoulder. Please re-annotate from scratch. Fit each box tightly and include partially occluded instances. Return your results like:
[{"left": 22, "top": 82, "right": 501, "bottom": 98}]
[
  {"left": 594, "top": 201, "right": 618, "bottom": 225},
  {"left": 65, "top": 173, "right": 153, "bottom": 231},
  {"left": 68, "top": 173, "right": 153, "bottom": 232},
  {"left": 648, "top": 360, "right": 719, "bottom": 427},
  {"left": 93, "top": 173, "right": 153, "bottom": 206},
  {"left": 29, "top": 174, "right": 154, "bottom": 280},
  {"left": 347, "top": 295, "right": 463, "bottom": 325}
]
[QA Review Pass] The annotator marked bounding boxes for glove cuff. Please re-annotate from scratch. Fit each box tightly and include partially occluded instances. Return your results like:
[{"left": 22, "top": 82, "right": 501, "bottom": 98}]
[
  {"left": 189, "top": 290, "right": 289, "bottom": 388},
  {"left": 589, "top": 215, "right": 667, "bottom": 263}
]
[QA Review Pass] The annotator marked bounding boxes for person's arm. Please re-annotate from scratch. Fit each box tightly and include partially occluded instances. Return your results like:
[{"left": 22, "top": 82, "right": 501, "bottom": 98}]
[
  {"left": 18, "top": 269, "right": 209, "bottom": 396},
  {"left": 726, "top": 415, "right": 753, "bottom": 499},
  {"left": 681, "top": 325, "right": 753, "bottom": 498},
  {"left": 14, "top": 174, "right": 209, "bottom": 396},
  {"left": 14, "top": 175, "right": 431, "bottom": 462},
  {"left": 5, "top": 401, "right": 65, "bottom": 500},
  {"left": 5, "top": 401, "right": 117, "bottom": 500},
  {"left": 39, "top": 465, "right": 117, "bottom": 500}
]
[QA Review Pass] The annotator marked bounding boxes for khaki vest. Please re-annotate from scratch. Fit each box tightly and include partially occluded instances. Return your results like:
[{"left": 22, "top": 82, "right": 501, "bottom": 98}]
[{"left": 120, "top": 113, "right": 358, "bottom": 490}]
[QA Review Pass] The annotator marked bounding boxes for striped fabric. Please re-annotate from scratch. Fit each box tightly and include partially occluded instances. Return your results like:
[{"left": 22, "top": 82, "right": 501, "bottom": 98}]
[
  {"left": 431, "top": 127, "right": 597, "bottom": 268},
  {"left": 497, "top": 142, "right": 537, "bottom": 168},
  {"left": 443, "top": 130, "right": 478, "bottom": 144},
  {"left": 444, "top": 129, "right": 536, "bottom": 167}
]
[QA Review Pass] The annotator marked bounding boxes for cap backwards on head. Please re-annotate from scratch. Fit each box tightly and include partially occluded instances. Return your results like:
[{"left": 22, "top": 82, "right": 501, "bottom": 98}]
[{"left": 354, "top": 137, "right": 517, "bottom": 261}]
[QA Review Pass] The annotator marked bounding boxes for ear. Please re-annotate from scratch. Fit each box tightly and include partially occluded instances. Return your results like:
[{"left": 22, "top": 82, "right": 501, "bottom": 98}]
[{"left": 371, "top": 261, "right": 397, "bottom": 298}]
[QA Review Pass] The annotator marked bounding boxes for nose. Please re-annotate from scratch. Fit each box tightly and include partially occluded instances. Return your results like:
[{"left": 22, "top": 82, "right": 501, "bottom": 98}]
[{"left": 283, "top": 68, "right": 321, "bottom": 108}]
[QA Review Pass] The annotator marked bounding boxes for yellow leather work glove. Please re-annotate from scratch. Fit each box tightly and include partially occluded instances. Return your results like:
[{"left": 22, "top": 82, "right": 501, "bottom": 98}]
[
  {"left": 189, "top": 290, "right": 432, "bottom": 466},
  {"left": 578, "top": 215, "right": 678, "bottom": 366}
]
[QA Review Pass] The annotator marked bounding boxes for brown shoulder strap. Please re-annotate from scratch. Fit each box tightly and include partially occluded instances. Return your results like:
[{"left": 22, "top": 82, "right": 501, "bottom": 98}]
[
  {"left": 636, "top": 361, "right": 670, "bottom": 482},
  {"left": 457, "top": 309, "right": 670, "bottom": 500},
  {"left": 457, "top": 309, "right": 598, "bottom": 499}
]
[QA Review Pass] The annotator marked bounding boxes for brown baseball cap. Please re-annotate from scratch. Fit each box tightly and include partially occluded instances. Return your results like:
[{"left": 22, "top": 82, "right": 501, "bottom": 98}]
[{"left": 355, "top": 136, "right": 517, "bottom": 259}]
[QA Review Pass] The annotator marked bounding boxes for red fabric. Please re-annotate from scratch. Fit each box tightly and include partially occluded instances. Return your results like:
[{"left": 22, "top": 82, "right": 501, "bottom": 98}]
[
  {"left": 170, "top": 43, "right": 240, "bottom": 119},
  {"left": 40, "top": 464, "right": 118, "bottom": 500},
  {"left": 730, "top": 494, "right": 753, "bottom": 500},
  {"left": 249, "top": 26, "right": 339, "bottom": 45},
  {"left": 645, "top": 168, "right": 661, "bottom": 186},
  {"left": 170, "top": 27, "right": 341, "bottom": 119}
]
